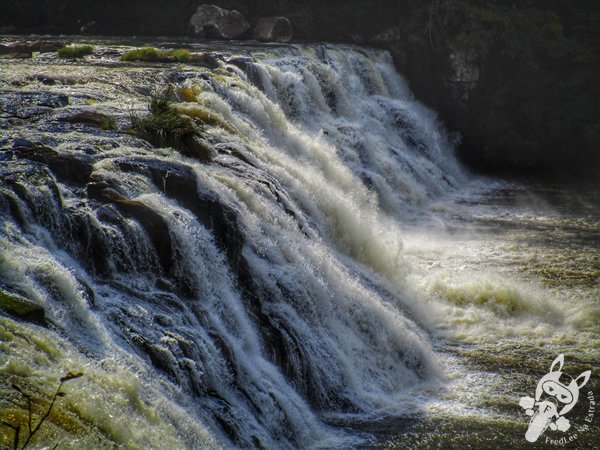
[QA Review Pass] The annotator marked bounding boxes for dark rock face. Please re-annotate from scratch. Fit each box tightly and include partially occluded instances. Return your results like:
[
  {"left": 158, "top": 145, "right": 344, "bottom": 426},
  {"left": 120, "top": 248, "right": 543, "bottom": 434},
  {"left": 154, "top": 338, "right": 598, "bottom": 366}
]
[
  {"left": 380, "top": 1, "right": 600, "bottom": 175},
  {"left": 190, "top": 4, "right": 250, "bottom": 40},
  {"left": 113, "top": 157, "right": 247, "bottom": 278},
  {"left": 253, "top": 17, "right": 293, "bottom": 43}
]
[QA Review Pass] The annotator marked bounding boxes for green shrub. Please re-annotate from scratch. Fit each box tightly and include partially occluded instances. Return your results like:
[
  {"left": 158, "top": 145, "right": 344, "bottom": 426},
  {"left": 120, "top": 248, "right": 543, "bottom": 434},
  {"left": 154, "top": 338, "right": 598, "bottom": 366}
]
[{"left": 57, "top": 45, "right": 94, "bottom": 59}]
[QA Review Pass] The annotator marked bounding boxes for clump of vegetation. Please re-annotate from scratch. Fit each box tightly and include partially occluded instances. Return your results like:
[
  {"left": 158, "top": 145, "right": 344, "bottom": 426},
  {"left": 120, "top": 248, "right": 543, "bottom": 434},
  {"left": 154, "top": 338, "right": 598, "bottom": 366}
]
[
  {"left": 121, "top": 47, "right": 192, "bottom": 63},
  {"left": 130, "top": 87, "right": 212, "bottom": 160},
  {"left": 174, "top": 103, "right": 237, "bottom": 135},
  {"left": 170, "top": 49, "right": 191, "bottom": 63},
  {"left": 57, "top": 45, "right": 94, "bottom": 59},
  {"left": 1, "top": 372, "right": 83, "bottom": 449},
  {"left": 121, "top": 47, "right": 162, "bottom": 61},
  {"left": 178, "top": 86, "right": 197, "bottom": 102}
]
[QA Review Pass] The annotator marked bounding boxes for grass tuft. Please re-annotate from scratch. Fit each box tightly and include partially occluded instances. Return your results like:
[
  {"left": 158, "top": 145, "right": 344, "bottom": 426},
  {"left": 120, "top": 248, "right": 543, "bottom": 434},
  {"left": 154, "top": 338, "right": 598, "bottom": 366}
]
[
  {"left": 130, "top": 87, "right": 212, "bottom": 161},
  {"left": 170, "top": 49, "right": 191, "bottom": 62},
  {"left": 178, "top": 86, "right": 197, "bottom": 102},
  {"left": 121, "top": 47, "right": 162, "bottom": 62},
  {"left": 121, "top": 47, "right": 192, "bottom": 63},
  {"left": 57, "top": 45, "right": 94, "bottom": 59}
]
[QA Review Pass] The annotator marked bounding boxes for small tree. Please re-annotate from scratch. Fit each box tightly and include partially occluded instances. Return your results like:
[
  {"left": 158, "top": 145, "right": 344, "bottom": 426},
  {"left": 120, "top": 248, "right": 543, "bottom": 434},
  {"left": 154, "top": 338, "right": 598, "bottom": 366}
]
[{"left": 1, "top": 372, "right": 83, "bottom": 450}]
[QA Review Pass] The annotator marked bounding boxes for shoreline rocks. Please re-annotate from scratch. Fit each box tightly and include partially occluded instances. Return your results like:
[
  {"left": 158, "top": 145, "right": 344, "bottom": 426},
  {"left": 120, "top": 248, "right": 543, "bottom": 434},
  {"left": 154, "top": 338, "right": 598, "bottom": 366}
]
[
  {"left": 190, "top": 4, "right": 250, "bottom": 40},
  {"left": 253, "top": 17, "right": 293, "bottom": 43}
]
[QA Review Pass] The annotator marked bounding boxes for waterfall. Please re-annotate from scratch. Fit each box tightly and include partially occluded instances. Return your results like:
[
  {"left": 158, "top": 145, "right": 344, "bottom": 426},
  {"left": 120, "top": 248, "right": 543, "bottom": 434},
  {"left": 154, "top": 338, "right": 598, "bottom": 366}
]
[{"left": 0, "top": 44, "right": 465, "bottom": 448}]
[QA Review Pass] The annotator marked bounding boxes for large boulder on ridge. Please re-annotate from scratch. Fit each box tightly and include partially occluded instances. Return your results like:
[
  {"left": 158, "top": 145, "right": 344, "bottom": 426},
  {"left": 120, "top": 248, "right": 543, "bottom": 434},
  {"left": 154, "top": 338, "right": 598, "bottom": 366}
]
[
  {"left": 189, "top": 4, "right": 250, "bottom": 40},
  {"left": 253, "top": 17, "right": 293, "bottom": 43}
]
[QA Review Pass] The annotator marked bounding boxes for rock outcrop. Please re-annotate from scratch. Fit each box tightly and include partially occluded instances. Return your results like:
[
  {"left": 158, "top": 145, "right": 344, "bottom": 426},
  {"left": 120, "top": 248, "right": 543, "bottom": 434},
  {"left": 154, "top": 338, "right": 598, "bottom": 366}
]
[
  {"left": 0, "top": 289, "right": 46, "bottom": 325},
  {"left": 189, "top": 4, "right": 250, "bottom": 40},
  {"left": 253, "top": 17, "right": 293, "bottom": 43}
]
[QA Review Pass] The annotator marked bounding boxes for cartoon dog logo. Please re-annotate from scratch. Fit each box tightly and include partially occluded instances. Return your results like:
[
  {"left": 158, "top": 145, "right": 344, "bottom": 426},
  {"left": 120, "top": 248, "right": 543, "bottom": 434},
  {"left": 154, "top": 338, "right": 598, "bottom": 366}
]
[{"left": 519, "top": 354, "right": 591, "bottom": 443}]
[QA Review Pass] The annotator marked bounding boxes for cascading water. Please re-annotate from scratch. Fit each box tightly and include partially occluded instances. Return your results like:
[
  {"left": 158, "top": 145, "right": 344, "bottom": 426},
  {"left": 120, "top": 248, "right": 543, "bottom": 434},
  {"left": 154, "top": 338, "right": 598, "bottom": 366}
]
[
  {"left": 0, "top": 43, "right": 461, "bottom": 447},
  {"left": 2, "top": 40, "right": 597, "bottom": 448}
]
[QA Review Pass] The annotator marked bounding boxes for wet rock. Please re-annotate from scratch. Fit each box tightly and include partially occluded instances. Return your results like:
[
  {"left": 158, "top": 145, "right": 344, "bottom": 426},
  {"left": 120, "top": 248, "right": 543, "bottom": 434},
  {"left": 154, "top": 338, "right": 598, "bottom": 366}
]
[
  {"left": 86, "top": 173, "right": 123, "bottom": 201},
  {"left": 1, "top": 192, "right": 27, "bottom": 227},
  {"left": 130, "top": 332, "right": 177, "bottom": 379},
  {"left": 59, "top": 111, "right": 116, "bottom": 129},
  {"left": 191, "top": 52, "right": 220, "bottom": 69},
  {"left": 13, "top": 146, "right": 93, "bottom": 185},
  {"left": 37, "top": 93, "right": 69, "bottom": 108},
  {"left": 155, "top": 278, "right": 174, "bottom": 291},
  {"left": 113, "top": 157, "right": 255, "bottom": 297},
  {"left": 0, "top": 40, "right": 64, "bottom": 58},
  {"left": 11, "top": 138, "right": 34, "bottom": 149},
  {"left": 0, "top": 160, "right": 60, "bottom": 206},
  {"left": 89, "top": 184, "right": 174, "bottom": 280},
  {"left": 28, "top": 74, "right": 57, "bottom": 85},
  {"left": 0, "top": 46, "right": 31, "bottom": 58},
  {"left": 95, "top": 204, "right": 122, "bottom": 224},
  {"left": 0, "top": 289, "right": 46, "bottom": 325},
  {"left": 27, "top": 40, "right": 65, "bottom": 53},
  {"left": 114, "top": 157, "right": 244, "bottom": 268},
  {"left": 253, "top": 17, "right": 293, "bottom": 43},
  {"left": 227, "top": 57, "right": 262, "bottom": 87},
  {"left": 0, "top": 92, "right": 68, "bottom": 116},
  {"left": 25, "top": 74, "right": 79, "bottom": 86},
  {"left": 190, "top": 4, "right": 250, "bottom": 40}
]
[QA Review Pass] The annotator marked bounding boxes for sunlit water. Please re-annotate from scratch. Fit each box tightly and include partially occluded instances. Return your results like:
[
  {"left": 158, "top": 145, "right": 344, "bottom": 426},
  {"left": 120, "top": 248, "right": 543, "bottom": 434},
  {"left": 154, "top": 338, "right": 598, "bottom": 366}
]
[{"left": 0, "top": 37, "right": 598, "bottom": 448}]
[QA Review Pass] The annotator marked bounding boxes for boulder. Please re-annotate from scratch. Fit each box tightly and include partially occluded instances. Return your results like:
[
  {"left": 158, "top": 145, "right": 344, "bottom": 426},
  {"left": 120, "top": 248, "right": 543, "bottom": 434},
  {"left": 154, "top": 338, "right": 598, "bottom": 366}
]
[
  {"left": 189, "top": 4, "right": 250, "bottom": 40},
  {"left": 253, "top": 17, "right": 293, "bottom": 43},
  {"left": 0, "top": 44, "right": 32, "bottom": 59}
]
